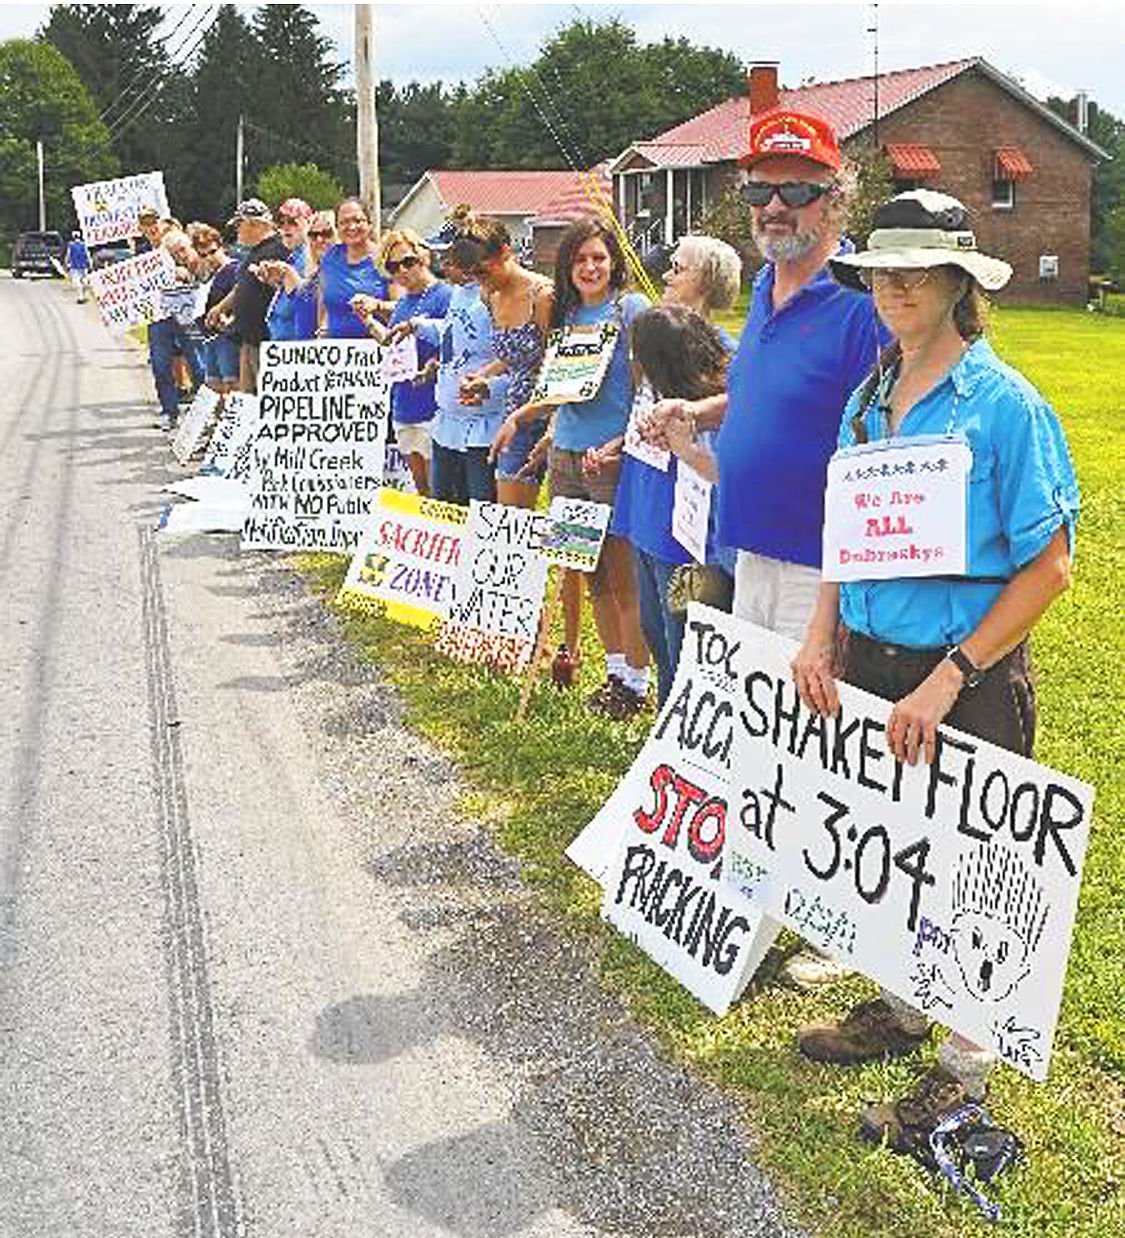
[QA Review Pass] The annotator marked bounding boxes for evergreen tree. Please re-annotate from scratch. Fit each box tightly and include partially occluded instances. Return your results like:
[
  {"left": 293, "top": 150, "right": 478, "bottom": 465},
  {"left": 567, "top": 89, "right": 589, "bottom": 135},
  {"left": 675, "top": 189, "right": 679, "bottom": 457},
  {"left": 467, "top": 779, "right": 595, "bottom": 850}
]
[{"left": 39, "top": 3, "right": 175, "bottom": 176}]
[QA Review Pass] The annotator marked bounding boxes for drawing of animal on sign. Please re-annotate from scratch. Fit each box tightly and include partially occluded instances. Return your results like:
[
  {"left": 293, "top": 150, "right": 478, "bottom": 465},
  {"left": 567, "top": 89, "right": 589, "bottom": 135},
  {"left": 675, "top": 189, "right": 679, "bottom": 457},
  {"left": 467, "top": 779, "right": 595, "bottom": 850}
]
[{"left": 435, "top": 501, "right": 551, "bottom": 675}]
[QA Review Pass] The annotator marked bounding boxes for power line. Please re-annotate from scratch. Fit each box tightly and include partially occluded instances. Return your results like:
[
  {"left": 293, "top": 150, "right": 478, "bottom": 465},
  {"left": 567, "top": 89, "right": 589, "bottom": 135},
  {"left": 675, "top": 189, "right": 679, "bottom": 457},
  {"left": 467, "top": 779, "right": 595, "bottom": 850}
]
[
  {"left": 98, "top": 5, "right": 200, "bottom": 124},
  {"left": 106, "top": 7, "right": 220, "bottom": 141}
]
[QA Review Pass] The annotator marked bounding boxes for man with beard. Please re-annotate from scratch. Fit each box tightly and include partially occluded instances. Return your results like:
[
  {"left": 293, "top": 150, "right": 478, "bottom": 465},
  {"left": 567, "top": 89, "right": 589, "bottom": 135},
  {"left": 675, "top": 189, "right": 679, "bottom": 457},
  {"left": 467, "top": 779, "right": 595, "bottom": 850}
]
[{"left": 653, "top": 110, "right": 888, "bottom": 989}]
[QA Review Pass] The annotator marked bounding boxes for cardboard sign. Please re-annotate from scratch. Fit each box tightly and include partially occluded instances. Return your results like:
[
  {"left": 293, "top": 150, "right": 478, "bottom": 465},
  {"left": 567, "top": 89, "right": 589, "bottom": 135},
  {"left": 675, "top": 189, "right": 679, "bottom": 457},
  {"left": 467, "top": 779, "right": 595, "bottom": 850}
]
[
  {"left": 200, "top": 393, "right": 261, "bottom": 478},
  {"left": 338, "top": 489, "right": 466, "bottom": 628},
  {"left": 158, "top": 477, "right": 250, "bottom": 535},
  {"left": 171, "top": 386, "right": 222, "bottom": 464},
  {"left": 623, "top": 381, "right": 670, "bottom": 471},
  {"left": 381, "top": 334, "right": 420, "bottom": 383},
  {"left": 530, "top": 322, "right": 620, "bottom": 405},
  {"left": 71, "top": 171, "right": 168, "bottom": 245},
  {"left": 435, "top": 502, "right": 551, "bottom": 674},
  {"left": 567, "top": 605, "right": 779, "bottom": 1014},
  {"left": 823, "top": 436, "right": 972, "bottom": 581},
  {"left": 672, "top": 461, "right": 711, "bottom": 564},
  {"left": 241, "top": 340, "right": 389, "bottom": 554},
  {"left": 539, "top": 497, "right": 611, "bottom": 573},
  {"left": 88, "top": 249, "right": 174, "bottom": 331},
  {"left": 382, "top": 423, "right": 417, "bottom": 493},
  {"left": 722, "top": 622, "right": 1094, "bottom": 1081}
]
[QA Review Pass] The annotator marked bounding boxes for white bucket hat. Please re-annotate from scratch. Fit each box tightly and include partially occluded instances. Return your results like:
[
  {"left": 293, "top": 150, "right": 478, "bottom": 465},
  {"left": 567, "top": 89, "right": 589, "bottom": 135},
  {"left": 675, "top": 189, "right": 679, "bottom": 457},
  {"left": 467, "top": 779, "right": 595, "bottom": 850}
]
[{"left": 831, "top": 190, "right": 1012, "bottom": 292}]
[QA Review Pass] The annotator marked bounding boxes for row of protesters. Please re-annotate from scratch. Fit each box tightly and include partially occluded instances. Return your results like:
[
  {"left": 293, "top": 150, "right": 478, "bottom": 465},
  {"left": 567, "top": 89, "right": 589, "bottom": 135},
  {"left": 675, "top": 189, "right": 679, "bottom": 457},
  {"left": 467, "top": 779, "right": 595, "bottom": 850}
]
[{"left": 641, "top": 109, "right": 1080, "bottom": 1154}]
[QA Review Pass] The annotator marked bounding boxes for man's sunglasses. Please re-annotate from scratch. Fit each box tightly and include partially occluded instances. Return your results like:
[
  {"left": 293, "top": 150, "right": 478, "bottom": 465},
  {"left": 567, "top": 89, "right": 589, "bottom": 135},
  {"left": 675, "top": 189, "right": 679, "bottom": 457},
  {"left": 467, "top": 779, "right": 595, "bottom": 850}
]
[
  {"left": 385, "top": 254, "right": 422, "bottom": 274},
  {"left": 308, "top": 229, "right": 334, "bottom": 240},
  {"left": 739, "top": 181, "right": 834, "bottom": 208}
]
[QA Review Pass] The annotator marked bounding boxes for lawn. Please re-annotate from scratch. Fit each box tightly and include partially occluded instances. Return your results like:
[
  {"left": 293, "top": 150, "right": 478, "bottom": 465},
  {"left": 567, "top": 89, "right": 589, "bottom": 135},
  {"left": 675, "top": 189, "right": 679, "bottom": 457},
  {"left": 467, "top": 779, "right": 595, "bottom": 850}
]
[{"left": 295, "top": 305, "right": 1123, "bottom": 1238}]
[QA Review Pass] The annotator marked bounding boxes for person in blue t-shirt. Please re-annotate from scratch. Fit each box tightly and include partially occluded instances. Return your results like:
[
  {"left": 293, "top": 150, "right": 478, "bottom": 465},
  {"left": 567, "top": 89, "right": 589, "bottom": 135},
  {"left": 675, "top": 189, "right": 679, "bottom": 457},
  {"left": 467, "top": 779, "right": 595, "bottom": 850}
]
[
  {"left": 318, "top": 197, "right": 394, "bottom": 339},
  {"left": 264, "top": 197, "right": 312, "bottom": 342},
  {"left": 363, "top": 228, "right": 451, "bottom": 495},
  {"left": 65, "top": 232, "right": 89, "bottom": 302},
  {"left": 790, "top": 188, "right": 1079, "bottom": 1159}
]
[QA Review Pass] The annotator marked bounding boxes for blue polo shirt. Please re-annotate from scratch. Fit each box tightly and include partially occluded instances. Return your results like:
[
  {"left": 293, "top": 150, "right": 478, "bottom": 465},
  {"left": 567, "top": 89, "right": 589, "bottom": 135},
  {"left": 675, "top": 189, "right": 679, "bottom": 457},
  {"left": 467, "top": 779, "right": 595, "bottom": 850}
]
[
  {"left": 839, "top": 337, "right": 1079, "bottom": 649},
  {"left": 715, "top": 257, "right": 887, "bottom": 566},
  {"left": 266, "top": 246, "right": 307, "bottom": 341}
]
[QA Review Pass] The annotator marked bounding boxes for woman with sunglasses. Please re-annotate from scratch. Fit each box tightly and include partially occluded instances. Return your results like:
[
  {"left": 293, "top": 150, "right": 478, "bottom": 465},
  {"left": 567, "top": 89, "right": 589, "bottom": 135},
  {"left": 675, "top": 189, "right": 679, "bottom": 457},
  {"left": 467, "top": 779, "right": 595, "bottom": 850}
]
[
  {"left": 190, "top": 223, "right": 241, "bottom": 395},
  {"left": 790, "top": 190, "right": 1079, "bottom": 1153},
  {"left": 371, "top": 228, "right": 452, "bottom": 495},
  {"left": 317, "top": 197, "right": 395, "bottom": 338}
]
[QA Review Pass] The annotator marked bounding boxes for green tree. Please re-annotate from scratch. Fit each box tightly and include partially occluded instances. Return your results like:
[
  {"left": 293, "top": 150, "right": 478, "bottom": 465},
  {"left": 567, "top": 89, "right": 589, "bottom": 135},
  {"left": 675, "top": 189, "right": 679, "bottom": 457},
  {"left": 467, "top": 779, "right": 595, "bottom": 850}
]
[
  {"left": 255, "top": 163, "right": 344, "bottom": 211},
  {"left": 449, "top": 18, "right": 746, "bottom": 170},
  {"left": 1047, "top": 95, "right": 1125, "bottom": 273},
  {"left": 0, "top": 39, "right": 117, "bottom": 237},
  {"left": 245, "top": 5, "right": 352, "bottom": 191},
  {"left": 39, "top": 3, "right": 174, "bottom": 176},
  {"left": 378, "top": 80, "right": 457, "bottom": 194}
]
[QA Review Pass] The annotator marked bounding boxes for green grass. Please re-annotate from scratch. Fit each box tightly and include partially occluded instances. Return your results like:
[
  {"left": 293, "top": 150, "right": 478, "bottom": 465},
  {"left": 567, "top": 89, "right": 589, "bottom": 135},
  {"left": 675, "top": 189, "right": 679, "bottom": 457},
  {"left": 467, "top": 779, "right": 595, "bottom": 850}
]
[{"left": 294, "top": 305, "right": 1123, "bottom": 1238}]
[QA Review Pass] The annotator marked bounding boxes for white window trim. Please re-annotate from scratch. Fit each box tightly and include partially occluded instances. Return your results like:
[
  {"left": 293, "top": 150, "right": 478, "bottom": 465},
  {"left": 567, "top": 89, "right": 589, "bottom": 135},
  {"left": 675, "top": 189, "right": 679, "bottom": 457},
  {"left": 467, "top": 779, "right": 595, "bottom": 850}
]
[{"left": 991, "top": 178, "right": 1016, "bottom": 210}]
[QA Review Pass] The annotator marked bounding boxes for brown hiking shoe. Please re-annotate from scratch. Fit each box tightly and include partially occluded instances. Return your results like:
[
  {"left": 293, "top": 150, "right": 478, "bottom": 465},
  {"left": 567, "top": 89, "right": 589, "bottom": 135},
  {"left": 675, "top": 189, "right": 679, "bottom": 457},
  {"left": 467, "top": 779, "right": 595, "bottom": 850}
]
[
  {"left": 859, "top": 1066, "right": 972, "bottom": 1151},
  {"left": 797, "top": 998, "right": 931, "bottom": 1065},
  {"left": 596, "top": 678, "right": 647, "bottom": 721},
  {"left": 586, "top": 677, "right": 620, "bottom": 710}
]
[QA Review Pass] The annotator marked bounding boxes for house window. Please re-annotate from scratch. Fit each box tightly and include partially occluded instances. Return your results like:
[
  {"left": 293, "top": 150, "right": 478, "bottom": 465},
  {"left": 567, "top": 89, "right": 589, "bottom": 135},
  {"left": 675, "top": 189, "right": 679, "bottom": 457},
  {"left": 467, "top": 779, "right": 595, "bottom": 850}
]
[{"left": 991, "top": 178, "right": 1015, "bottom": 210}]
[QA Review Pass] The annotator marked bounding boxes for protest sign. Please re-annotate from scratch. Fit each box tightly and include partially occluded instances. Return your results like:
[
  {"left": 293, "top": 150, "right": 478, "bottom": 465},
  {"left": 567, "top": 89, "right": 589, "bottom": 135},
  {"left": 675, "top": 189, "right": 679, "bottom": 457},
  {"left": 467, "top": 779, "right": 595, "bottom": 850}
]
[
  {"left": 200, "top": 393, "right": 261, "bottom": 478},
  {"left": 822, "top": 436, "right": 972, "bottom": 581},
  {"left": 241, "top": 340, "right": 389, "bottom": 553},
  {"left": 722, "top": 622, "right": 1094, "bottom": 1081},
  {"left": 623, "top": 381, "right": 670, "bottom": 472},
  {"left": 380, "top": 334, "right": 420, "bottom": 383},
  {"left": 71, "top": 171, "right": 168, "bottom": 245},
  {"left": 435, "top": 501, "right": 552, "bottom": 674},
  {"left": 529, "top": 322, "right": 620, "bottom": 405},
  {"left": 382, "top": 424, "right": 416, "bottom": 493},
  {"left": 539, "top": 497, "right": 611, "bottom": 573},
  {"left": 158, "top": 477, "right": 250, "bottom": 535},
  {"left": 338, "top": 489, "right": 466, "bottom": 628},
  {"left": 88, "top": 249, "right": 174, "bottom": 331},
  {"left": 567, "top": 605, "right": 779, "bottom": 1013},
  {"left": 171, "top": 386, "right": 222, "bottom": 464},
  {"left": 672, "top": 462, "right": 711, "bottom": 564}
]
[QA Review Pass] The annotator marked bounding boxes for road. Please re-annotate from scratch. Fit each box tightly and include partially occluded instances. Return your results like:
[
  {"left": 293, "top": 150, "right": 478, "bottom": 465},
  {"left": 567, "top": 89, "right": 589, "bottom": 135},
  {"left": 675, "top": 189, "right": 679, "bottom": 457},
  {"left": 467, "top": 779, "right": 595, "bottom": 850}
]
[{"left": 0, "top": 274, "right": 802, "bottom": 1238}]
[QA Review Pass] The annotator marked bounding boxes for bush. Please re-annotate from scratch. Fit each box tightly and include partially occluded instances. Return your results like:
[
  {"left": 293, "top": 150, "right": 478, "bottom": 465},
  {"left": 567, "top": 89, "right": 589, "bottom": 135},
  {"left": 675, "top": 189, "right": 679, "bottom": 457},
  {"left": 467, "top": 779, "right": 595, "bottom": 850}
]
[{"left": 254, "top": 162, "right": 344, "bottom": 211}]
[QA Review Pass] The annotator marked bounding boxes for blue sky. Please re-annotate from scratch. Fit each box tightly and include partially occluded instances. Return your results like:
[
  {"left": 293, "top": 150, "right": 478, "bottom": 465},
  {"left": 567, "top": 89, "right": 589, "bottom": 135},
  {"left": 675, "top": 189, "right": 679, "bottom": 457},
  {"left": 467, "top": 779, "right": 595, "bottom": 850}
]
[{"left": 2, "top": 3, "right": 1121, "bottom": 115}]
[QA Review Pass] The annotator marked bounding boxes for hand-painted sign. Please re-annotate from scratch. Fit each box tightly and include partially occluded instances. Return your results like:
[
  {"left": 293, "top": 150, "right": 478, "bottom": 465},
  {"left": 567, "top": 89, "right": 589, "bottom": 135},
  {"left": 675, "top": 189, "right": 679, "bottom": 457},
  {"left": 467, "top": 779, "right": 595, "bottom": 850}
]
[
  {"left": 338, "top": 489, "right": 466, "bottom": 629},
  {"left": 171, "top": 385, "right": 222, "bottom": 464},
  {"left": 88, "top": 248, "right": 174, "bottom": 331},
  {"left": 200, "top": 392, "right": 261, "bottom": 478},
  {"left": 435, "top": 501, "right": 551, "bottom": 674},
  {"left": 567, "top": 605, "right": 780, "bottom": 1013},
  {"left": 823, "top": 436, "right": 972, "bottom": 581},
  {"left": 71, "top": 171, "right": 168, "bottom": 245},
  {"left": 672, "top": 461, "right": 711, "bottom": 564},
  {"left": 722, "top": 621, "right": 1093, "bottom": 1080},
  {"left": 530, "top": 322, "right": 619, "bottom": 405},
  {"left": 241, "top": 340, "right": 389, "bottom": 553},
  {"left": 539, "top": 497, "right": 611, "bottom": 573}
]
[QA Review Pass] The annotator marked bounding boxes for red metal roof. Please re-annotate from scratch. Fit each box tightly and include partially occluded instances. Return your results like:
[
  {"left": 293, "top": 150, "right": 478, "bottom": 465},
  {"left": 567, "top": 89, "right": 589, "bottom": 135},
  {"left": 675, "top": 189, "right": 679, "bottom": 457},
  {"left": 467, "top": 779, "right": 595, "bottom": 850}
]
[
  {"left": 427, "top": 169, "right": 600, "bottom": 216},
  {"left": 994, "top": 146, "right": 1034, "bottom": 178},
  {"left": 530, "top": 165, "right": 614, "bottom": 225},
  {"left": 885, "top": 143, "right": 942, "bottom": 177},
  {"left": 648, "top": 59, "right": 977, "bottom": 163}
]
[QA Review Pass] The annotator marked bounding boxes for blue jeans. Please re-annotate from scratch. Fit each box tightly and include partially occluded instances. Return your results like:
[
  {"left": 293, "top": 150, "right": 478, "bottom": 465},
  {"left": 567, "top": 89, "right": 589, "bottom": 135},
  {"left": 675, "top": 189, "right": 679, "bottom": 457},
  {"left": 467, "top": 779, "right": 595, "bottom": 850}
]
[
  {"left": 431, "top": 442, "right": 496, "bottom": 505},
  {"left": 148, "top": 318, "right": 204, "bottom": 417},
  {"left": 634, "top": 547, "right": 685, "bottom": 708}
]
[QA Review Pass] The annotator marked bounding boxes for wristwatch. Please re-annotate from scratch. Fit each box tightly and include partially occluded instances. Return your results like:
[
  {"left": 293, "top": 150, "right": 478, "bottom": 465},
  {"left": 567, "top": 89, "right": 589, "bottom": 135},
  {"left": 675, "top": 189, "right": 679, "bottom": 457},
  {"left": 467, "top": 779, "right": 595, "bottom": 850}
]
[{"left": 946, "top": 645, "right": 985, "bottom": 688}]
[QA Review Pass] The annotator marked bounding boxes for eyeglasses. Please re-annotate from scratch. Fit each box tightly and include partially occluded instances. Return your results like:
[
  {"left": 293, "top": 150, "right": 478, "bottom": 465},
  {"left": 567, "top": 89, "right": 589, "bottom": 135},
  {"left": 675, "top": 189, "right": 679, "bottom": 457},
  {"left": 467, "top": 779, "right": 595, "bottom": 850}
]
[
  {"left": 739, "top": 180, "right": 833, "bottom": 208},
  {"left": 308, "top": 230, "right": 334, "bottom": 240},
  {"left": 385, "top": 254, "right": 422, "bottom": 274},
  {"left": 860, "top": 267, "right": 934, "bottom": 291},
  {"left": 196, "top": 246, "right": 219, "bottom": 257},
  {"left": 668, "top": 259, "right": 695, "bottom": 275},
  {"left": 278, "top": 217, "right": 302, "bottom": 226}
]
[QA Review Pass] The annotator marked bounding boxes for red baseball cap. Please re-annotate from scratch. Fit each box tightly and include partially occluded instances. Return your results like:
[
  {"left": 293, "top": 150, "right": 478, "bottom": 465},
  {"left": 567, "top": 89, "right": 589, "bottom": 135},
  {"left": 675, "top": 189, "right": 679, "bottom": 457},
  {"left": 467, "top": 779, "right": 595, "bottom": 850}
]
[
  {"left": 277, "top": 197, "right": 313, "bottom": 222},
  {"left": 740, "top": 110, "right": 841, "bottom": 171}
]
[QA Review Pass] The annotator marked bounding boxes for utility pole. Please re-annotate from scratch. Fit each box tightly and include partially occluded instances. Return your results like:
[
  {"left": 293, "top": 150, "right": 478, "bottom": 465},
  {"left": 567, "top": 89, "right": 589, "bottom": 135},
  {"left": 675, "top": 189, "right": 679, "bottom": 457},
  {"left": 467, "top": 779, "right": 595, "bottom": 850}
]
[
  {"left": 354, "top": 4, "right": 381, "bottom": 238},
  {"left": 36, "top": 139, "right": 46, "bottom": 230},
  {"left": 235, "top": 114, "right": 245, "bottom": 205}
]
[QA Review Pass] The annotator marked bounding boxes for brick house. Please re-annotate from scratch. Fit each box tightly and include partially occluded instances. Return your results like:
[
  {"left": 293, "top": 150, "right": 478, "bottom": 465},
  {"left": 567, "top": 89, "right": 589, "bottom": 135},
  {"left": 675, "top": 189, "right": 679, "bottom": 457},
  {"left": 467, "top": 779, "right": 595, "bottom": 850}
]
[{"left": 610, "top": 57, "right": 1107, "bottom": 304}]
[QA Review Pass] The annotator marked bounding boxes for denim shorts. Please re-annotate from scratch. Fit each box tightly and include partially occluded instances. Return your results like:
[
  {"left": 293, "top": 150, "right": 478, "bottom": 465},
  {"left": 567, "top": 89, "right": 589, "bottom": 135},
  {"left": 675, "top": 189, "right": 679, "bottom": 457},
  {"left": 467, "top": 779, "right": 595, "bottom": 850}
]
[
  {"left": 495, "top": 416, "right": 548, "bottom": 484},
  {"left": 204, "top": 335, "right": 240, "bottom": 383}
]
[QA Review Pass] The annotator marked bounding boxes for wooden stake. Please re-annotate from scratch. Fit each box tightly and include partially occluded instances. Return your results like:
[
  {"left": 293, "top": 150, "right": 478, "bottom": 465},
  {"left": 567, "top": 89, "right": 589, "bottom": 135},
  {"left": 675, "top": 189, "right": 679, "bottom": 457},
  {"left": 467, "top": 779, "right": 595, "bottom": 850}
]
[{"left": 515, "top": 568, "right": 564, "bottom": 722}]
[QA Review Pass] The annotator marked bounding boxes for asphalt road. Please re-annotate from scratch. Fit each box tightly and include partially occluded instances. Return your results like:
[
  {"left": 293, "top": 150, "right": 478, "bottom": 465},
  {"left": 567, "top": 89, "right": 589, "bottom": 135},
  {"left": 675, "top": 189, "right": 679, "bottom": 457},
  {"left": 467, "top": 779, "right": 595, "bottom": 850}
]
[{"left": 0, "top": 274, "right": 802, "bottom": 1238}]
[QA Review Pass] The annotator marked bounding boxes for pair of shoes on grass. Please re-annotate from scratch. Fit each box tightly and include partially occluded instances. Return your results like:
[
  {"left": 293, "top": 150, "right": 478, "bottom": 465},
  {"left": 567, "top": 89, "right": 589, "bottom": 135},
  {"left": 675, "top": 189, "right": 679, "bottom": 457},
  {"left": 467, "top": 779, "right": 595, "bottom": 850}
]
[{"left": 798, "top": 998, "right": 980, "bottom": 1149}]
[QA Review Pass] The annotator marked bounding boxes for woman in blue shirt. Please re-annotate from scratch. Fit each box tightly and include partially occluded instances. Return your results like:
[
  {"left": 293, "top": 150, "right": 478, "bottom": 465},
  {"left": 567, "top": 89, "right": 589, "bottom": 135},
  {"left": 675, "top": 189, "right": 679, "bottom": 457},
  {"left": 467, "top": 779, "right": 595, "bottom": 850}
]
[
  {"left": 494, "top": 217, "right": 651, "bottom": 719},
  {"left": 790, "top": 191, "right": 1079, "bottom": 1159},
  {"left": 318, "top": 197, "right": 393, "bottom": 338}
]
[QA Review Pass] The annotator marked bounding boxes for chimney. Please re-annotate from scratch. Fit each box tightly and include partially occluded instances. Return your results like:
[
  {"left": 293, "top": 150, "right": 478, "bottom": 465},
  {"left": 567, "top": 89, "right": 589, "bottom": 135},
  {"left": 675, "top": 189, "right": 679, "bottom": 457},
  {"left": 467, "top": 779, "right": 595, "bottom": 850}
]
[
  {"left": 1075, "top": 90, "right": 1089, "bottom": 134},
  {"left": 749, "top": 62, "right": 780, "bottom": 116}
]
